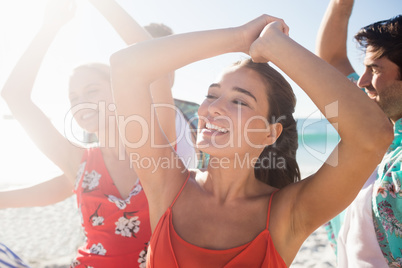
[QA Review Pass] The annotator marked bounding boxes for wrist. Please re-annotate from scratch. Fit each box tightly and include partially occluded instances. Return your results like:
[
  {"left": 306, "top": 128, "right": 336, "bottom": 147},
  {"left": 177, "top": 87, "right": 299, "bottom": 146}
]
[
  {"left": 234, "top": 26, "right": 257, "bottom": 55},
  {"left": 253, "top": 27, "right": 287, "bottom": 62},
  {"left": 88, "top": 0, "right": 115, "bottom": 10},
  {"left": 229, "top": 27, "right": 248, "bottom": 53},
  {"left": 333, "top": 0, "right": 354, "bottom": 16}
]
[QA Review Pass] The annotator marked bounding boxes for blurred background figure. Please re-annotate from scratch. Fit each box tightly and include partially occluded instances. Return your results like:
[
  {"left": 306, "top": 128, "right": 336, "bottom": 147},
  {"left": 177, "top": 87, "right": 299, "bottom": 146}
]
[{"left": 0, "top": 0, "right": 197, "bottom": 267}]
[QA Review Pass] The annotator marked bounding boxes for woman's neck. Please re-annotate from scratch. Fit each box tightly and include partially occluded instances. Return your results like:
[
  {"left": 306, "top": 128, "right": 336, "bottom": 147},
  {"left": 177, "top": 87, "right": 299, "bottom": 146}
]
[
  {"left": 96, "top": 122, "right": 121, "bottom": 148},
  {"left": 204, "top": 155, "right": 266, "bottom": 204}
]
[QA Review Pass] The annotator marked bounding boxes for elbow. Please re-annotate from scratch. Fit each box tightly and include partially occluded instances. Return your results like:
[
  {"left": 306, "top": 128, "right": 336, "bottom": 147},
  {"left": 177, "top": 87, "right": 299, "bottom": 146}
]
[
  {"left": 1, "top": 87, "right": 16, "bottom": 107},
  {"left": 110, "top": 44, "right": 143, "bottom": 72},
  {"left": 1, "top": 87, "right": 11, "bottom": 103},
  {"left": 109, "top": 49, "right": 127, "bottom": 73},
  {"left": 110, "top": 46, "right": 154, "bottom": 87},
  {"left": 1, "top": 87, "right": 31, "bottom": 111},
  {"left": 315, "top": 46, "right": 328, "bottom": 62},
  {"left": 109, "top": 47, "right": 142, "bottom": 80}
]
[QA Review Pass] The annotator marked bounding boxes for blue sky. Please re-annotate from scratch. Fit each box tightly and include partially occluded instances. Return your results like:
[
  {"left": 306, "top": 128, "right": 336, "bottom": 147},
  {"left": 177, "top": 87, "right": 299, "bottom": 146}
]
[{"left": 0, "top": 0, "right": 401, "bottom": 120}]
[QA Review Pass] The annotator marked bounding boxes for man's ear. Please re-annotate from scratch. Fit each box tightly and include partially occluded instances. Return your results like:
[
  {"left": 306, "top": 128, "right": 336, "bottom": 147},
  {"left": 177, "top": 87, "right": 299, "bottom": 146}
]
[{"left": 263, "top": 123, "right": 283, "bottom": 146}]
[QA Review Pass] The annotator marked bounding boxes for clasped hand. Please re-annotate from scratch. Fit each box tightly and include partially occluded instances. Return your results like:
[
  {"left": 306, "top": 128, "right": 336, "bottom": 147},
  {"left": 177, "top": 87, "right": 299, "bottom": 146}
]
[
  {"left": 237, "top": 14, "right": 289, "bottom": 63},
  {"left": 42, "top": 0, "right": 76, "bottom": 29}
]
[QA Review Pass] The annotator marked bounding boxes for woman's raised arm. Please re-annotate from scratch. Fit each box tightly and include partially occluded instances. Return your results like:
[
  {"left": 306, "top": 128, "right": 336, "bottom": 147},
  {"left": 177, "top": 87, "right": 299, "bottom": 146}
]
[
  {"left": 316, "top": 0, "right": 355, "bottom": 75},
  {"left": 110, "top": 15, "right": 289, "bottom": 223},
  {"left": 88, "top": 0, "right": 177, "bottom": 145},
  {"left": 250, "top": 21, "right": 393, "bottom": 257},
  {"left": 1, "top": 0, "right": 84, "bottom": 181},
  {"left": 0, "top": 175, "right": 74, "bottom": 208},
  {"left": 87, "top": 0, "right": 151, "bottom": 45}
]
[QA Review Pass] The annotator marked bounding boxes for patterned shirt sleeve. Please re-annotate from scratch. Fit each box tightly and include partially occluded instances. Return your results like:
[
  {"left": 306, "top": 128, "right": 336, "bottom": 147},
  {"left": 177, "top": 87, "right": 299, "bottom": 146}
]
[{"left": 372, "top": 119, "right": 402, "bottom": 266}]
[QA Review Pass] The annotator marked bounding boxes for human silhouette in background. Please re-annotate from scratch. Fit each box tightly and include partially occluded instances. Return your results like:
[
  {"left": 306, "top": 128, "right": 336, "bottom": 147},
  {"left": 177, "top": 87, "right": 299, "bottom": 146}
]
[{"left": 0, "top": 0, "right": 197, "bottom": 267}]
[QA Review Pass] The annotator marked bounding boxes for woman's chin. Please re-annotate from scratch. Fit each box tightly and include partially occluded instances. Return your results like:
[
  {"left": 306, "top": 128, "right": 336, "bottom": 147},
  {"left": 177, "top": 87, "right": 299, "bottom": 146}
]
[
  {"left": 196, "top": 143, "right": 232, "bottom": 159},
  {"left": 76, "top": 121, "right": 99, "bottom": 136}
]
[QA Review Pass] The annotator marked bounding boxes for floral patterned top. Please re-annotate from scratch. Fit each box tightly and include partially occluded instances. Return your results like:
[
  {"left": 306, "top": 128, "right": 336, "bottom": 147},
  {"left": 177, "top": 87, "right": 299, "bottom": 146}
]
[
  {"left": 71, "top": 147, "right": 150, "bottom": 268},
  {"left": 373, "top": 118, "right": 402, "bottom": 266}
]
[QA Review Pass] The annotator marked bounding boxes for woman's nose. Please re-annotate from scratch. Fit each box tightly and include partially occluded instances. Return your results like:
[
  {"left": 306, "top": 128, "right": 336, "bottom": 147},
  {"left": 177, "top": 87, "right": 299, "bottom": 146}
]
[{"left": 207, "top": 97, "right": 226, "bottom": 116}]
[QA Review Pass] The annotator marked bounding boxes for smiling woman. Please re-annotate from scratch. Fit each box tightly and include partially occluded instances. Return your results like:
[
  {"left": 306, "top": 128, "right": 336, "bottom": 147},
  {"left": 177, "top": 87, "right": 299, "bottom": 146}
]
[
  {"left": 0, "top": 1, "right": 197, "bottom": 267},
  {"left": 68, "top": 63, "right": 114, "bottom": 134},
  {"left": 110, "top": 11, "right": 392, "bottom": 267}
]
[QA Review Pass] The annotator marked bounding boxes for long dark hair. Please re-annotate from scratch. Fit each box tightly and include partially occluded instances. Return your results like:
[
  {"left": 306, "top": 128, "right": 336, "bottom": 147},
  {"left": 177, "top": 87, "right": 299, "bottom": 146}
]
[{"left": 234, "top": 59, "right": 300, "bottom": 189}]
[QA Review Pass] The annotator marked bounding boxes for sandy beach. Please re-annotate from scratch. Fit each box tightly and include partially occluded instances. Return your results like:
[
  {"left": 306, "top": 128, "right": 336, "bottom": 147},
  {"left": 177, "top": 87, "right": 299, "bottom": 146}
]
[
  {"left": 0, "top": 195, "right": 337, "bottom": 268},
  {"left": 291, "top": 226, "right": 337, "bottom": 267}
]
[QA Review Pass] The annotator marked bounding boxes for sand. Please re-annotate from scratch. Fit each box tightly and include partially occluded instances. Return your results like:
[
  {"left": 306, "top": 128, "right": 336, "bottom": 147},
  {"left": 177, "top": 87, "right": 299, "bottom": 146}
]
[{"left": 291, "top": 226, "right": 337, "bottom": 267}]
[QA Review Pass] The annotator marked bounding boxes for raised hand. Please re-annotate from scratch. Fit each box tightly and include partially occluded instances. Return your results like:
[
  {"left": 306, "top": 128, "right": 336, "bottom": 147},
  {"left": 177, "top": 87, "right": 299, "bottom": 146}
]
[
  {"left": 249, "top": 20, "right": 289, "bottom": 63},
  {"left": 316, "top": 0, "right": 355, "bottom": 75},
  {"left": 42, "top": 0, "right": 76, "bottom": 29},
  {"left": 237, "top": 14, "right": 289, "bottom": 55}
]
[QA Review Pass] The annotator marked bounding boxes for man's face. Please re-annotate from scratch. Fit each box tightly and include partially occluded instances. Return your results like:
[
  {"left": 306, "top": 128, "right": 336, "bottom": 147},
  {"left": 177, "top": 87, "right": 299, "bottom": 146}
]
[{"left": 358, "top": 46, "right": 402, "bottom": 123}]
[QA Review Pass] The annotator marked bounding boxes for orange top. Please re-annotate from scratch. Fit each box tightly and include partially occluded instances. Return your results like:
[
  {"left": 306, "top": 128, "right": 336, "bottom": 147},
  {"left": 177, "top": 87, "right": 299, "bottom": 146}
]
[{"left": 146, "top": 175, "right": 287, "bottom": 268}]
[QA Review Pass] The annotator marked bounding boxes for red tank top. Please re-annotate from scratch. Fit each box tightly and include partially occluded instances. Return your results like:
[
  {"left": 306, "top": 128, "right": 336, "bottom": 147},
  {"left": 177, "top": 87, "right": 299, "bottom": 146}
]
[
  {"left": 146, "top": 176, "right": 287, "bottom": 267},
  {"left": 73, "top": 147, "right": 151, "bottom": 268}
]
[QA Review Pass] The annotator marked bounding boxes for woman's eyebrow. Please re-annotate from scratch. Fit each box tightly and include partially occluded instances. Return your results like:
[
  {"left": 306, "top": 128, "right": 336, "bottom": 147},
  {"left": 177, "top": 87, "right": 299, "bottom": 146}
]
[
  {"left": 233, "top": 86, "right": 257, "bottom": 102},
  {"left": 209, "top": 83, "right": 220, "bottom": 89},
  {"left": 208, "top": 83, "right": 257, "bottom": 102}
]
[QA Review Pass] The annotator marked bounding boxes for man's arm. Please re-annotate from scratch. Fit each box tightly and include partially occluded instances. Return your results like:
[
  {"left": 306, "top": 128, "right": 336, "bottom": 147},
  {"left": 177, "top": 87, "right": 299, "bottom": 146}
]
[{"left": 316, "top": 0, "right": 356, "bottom": 75}]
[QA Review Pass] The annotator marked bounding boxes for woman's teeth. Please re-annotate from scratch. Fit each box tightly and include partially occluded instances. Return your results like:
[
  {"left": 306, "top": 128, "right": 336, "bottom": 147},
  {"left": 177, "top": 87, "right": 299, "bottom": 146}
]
[
  {"left": 206, "top": 122, "right": 228, "bottom": 133},
  {"left": 82, "top": 111, "right": 97, "bottom": 120}
]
